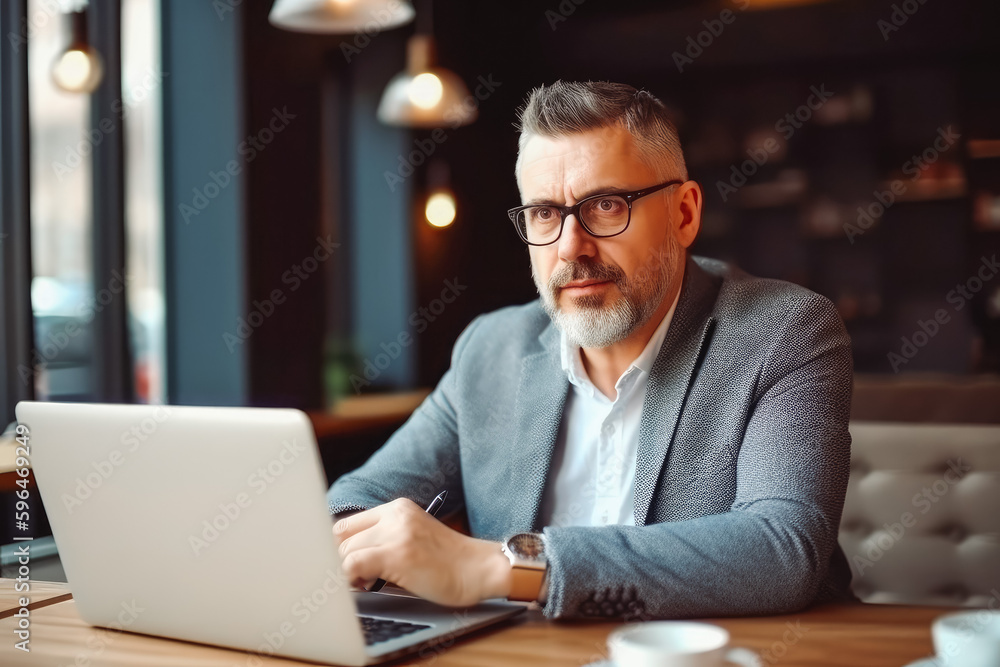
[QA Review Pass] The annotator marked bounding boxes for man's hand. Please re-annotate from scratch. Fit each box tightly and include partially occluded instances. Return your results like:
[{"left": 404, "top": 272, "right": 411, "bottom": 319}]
[{"left": 333, "top": 498, "right": 512, "bottom": 607}]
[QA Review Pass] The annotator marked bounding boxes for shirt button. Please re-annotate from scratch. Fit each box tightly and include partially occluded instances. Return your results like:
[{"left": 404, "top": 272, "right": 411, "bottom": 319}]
[{"left": 604, "top": 423, "right": 615, "bottom": 435}]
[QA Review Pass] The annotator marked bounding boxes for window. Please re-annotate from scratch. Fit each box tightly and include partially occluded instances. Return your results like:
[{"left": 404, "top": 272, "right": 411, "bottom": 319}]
[{"left": 27, "top": 0, "right": 165, "bottom": 403}]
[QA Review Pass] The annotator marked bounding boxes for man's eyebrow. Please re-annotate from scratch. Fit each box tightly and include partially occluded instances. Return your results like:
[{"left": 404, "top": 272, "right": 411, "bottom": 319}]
[{"left": 523, "top": 185, "right": 632, "bottom": 207}]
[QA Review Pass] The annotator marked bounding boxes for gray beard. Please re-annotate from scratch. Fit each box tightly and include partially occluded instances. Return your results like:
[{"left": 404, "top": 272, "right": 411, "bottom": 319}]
[{"left": 533, "top": 242, "right": 680, "bottom": 349}]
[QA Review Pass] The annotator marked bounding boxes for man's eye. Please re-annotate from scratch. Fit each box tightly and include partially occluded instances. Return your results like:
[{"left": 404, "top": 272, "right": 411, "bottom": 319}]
[
  {"left": 533, "top": 207, "right": 558, "bottom": 221},
  {"left": 581, "top": 196, "right": 627, "bottom": 219}
]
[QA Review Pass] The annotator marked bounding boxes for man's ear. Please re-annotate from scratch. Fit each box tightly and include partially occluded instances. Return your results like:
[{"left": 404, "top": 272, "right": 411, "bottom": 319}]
[{"left": 675, "top": 181, "right": 702, "bottom": 250}]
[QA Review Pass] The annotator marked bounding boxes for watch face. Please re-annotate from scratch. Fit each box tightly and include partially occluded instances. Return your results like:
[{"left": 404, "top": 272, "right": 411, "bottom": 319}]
[{"left": 508, "top": 533, "right": 545, "bottom": 560}]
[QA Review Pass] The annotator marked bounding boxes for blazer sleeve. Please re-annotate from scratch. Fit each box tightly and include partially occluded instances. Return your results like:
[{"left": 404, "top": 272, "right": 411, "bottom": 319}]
[
  {"left": 325, "top": 316, "right": 484, "bottom": 519},
  {"left": 540, "top": 293, "right": 853, "bottom": 620}
]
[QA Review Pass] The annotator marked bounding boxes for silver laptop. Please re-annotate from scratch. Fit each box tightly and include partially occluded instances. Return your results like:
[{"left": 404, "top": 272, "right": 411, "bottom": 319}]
[{"left": 16, "top": 401, "right": 525, "bottom": 666}]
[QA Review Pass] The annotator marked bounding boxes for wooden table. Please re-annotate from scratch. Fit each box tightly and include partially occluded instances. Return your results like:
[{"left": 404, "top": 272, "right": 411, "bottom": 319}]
[
  {"left": 0, "top": 578, "right": 951, "bottom": 666},
  {"left": 0, "top": 579, "right": 72, "bottom": 619},
  {"left": 0, "top": 437, "right": 32, "bottom": 493}
]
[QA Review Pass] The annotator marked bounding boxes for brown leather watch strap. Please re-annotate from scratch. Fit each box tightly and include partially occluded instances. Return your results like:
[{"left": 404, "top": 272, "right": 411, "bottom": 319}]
[{"left": 508, "top": 564, "right": 546, "bottom": 602}]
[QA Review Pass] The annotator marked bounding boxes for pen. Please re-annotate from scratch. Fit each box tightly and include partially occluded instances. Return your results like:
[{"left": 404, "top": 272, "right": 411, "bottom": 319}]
[{"left": 368, "top": 490, "right": 448, "bottom": 593}]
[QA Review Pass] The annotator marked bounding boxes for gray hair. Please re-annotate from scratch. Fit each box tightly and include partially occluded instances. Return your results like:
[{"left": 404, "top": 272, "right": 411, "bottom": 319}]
[{"left": 515, "top": 80, "right": 688, "bottom": 189}]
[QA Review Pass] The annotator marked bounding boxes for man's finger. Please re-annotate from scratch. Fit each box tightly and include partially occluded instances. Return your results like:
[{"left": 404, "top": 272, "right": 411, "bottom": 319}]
[
  {"left": 333, "top": 507, "right": 382, "bottom": 539},
  {"left": 336, "top": 519, "right": 389, "bottom": 560},
  {"left": 342, "top": 546, "right": 388, "bottom": 585},
  {"left": 333, "top": 497, "right": 422, "bottom": 538}
]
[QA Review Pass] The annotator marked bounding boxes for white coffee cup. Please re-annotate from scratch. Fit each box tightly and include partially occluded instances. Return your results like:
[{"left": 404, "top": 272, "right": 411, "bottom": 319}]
[
  {"left": 932, "top": 610, "right": 1000, "bottom": 667},
  {"left": 608, "top": 621, "right": 761, "bottom": 667}
]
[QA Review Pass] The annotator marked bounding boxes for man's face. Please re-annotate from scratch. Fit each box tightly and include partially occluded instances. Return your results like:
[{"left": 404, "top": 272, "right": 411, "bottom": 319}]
[{"left": 518, "top": 126, "right": 685, "bottom": 349}]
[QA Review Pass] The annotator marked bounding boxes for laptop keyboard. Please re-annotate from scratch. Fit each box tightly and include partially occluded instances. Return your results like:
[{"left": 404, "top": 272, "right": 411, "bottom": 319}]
[{"left": 357, "top": 615, "right": 432, "bottom": 645}]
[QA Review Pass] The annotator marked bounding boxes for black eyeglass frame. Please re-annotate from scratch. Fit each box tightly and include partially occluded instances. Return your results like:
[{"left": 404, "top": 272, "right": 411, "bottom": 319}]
[{"left": 506, "top": 179, "right": 687, "bottom": 246}]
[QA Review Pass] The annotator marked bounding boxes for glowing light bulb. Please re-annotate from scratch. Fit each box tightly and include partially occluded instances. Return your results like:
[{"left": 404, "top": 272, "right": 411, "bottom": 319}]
[
  {"left": 426, "top": 191, "right": 456, "bottom": 228},
  {"left": 52, "top": 47, "right": 103, "bottom": 94},
  {"left": 409, "top": 73, "right": 443, "bottom": 110}
]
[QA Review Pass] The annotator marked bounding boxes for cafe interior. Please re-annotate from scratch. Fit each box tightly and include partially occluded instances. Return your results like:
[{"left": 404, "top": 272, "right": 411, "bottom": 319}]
[{"left": 1, "top": 0, "right": 999, "bottom": 664}]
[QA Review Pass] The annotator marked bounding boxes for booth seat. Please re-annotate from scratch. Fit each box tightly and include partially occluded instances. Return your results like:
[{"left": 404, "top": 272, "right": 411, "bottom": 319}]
[{"left": 841, "top": 420, "right": 1000, "bottom": 607}]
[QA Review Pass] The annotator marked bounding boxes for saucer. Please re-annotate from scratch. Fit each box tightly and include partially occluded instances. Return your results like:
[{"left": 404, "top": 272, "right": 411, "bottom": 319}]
[
  {"left": 582, "top": 661, "right": 615, "bottom": 667},
  {"left": 903, "top": 658, "right": 942, "bottom": 667}
]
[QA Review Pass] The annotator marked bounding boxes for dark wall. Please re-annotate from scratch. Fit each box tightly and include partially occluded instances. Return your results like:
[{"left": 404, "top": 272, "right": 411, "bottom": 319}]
[
  {"left": 241, "top": 0, "right": 425, "bottom": 408},
  {"left": 239, "top": 0, "right": 1000, "bottom": 407},
  {"left": 413, "top": 0, "right": 1000, "bottom": 382},
  {"left": 241, "top": 1, "right": 344, "bottom": 408}
]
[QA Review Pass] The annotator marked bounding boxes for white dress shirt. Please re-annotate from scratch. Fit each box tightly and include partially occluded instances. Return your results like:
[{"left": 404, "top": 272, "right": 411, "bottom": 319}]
[{"left": 539, "top": 289, "right": 680, "bottom": 528}]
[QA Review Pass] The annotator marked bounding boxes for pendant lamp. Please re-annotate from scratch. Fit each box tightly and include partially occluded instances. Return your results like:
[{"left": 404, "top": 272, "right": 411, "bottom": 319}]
[
  {"left": 269, "top": 0, "right": 415, "bottom": 34},
  {"left": 51, "top": 10, "right": 104, "bottom": 94},
  {"left": 376, "top": 34, "right": 476, "bottom": 128}
]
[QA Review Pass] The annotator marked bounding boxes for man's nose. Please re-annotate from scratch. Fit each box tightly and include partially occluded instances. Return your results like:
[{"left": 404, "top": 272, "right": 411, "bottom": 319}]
[{"left": 557, "top": 213, "right": 597, "bottom": 263}]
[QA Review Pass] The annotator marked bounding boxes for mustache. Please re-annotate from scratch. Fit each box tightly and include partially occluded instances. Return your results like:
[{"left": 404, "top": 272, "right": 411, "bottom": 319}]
[{"left": 548, "top": 261, "right": 625, "bottom": 290}]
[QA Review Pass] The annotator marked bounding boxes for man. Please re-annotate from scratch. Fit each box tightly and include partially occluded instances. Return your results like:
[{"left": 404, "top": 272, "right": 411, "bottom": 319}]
[{"left": 328, "top": 80, "right": 855, "bottom": 620}]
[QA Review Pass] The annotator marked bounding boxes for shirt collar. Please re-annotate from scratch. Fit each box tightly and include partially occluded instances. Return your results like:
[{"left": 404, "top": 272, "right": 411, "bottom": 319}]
[{"left": 559, "top": 287, "right": 682, "bottom": 394}]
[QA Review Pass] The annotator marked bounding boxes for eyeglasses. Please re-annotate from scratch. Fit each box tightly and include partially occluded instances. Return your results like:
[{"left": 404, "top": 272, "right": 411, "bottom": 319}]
[{"left": 507, "top": 179, "right": 685, "bottom": 246}]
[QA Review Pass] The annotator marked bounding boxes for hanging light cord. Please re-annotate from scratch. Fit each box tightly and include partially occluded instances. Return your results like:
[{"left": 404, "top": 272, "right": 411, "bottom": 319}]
[{"left": 417, "top": 0, "right": 433, "bottom": 36}]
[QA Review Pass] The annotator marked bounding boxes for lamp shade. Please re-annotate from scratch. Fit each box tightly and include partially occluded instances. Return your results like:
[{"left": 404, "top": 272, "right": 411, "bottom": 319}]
[
  {"left": 376, "top": 35, "right": 477, "bottom": 128},
  {"left": 268, "top": 0, "right": 415, "bottom": 33}
]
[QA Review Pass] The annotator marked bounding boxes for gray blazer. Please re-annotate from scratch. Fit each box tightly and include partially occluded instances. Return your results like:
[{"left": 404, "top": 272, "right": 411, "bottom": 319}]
[{"left": 328, "top": 255, "right": 856, "bottom": 620}]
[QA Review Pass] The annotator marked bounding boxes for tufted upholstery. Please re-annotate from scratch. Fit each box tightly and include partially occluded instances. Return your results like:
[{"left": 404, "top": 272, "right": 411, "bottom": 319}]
[{"left": 840, "top": 421, "right": 1000, "bottom": 607}]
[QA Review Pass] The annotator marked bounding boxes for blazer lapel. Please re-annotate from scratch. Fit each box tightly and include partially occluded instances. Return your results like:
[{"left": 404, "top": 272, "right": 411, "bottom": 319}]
[
  {"left": 633, "top": 256, "right": 719, "bottom": 526},
  {"left": 509, "top": 323, "right": 568, "bottom": 532}
]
